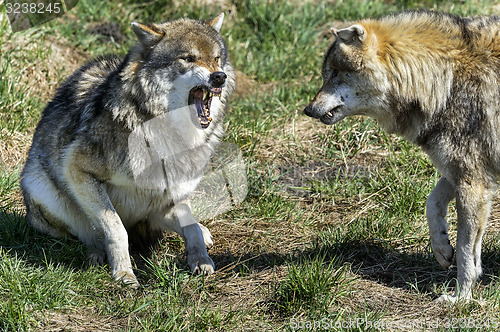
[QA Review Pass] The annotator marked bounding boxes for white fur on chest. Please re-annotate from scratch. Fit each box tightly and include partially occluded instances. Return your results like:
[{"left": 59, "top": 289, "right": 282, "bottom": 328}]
[
  {"left": 107, "top": 164, "right": 206, "bottom": 226},
  {"left": 108, "top": 111, "right": 214, "bottom": 225}
]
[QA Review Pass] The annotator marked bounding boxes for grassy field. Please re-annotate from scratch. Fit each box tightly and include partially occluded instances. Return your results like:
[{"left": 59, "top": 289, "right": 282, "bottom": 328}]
[{"left": 1, "top": 0, "right": 500, "bottom": 330}]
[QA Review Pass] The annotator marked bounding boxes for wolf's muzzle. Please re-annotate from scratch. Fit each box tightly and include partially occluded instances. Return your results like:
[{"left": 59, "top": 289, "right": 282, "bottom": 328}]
[
  {"left": 303, "top": 104, "right": 314, "bottom": 117},
  {"left": 210, "top": 71, "right": 227, "bottom": 87}
]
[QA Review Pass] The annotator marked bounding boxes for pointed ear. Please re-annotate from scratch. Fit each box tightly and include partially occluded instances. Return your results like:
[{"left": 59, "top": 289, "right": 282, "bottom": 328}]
[
  {"left": 337, "top": 24, "right": 366, "bottom": 43},
  {"left": 131, "top": 22, "right": 164, "bottom": 47},
  {"left": 207, "top": 13, "right": 224, "bottom": 32}
]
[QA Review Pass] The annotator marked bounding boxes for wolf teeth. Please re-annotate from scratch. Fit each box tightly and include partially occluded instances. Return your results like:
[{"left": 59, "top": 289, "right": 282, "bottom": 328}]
[
  {"left": 327, "top": 111, "right": 333, "bottom": 117},
  {"left": 207, "top": 91, "right": 220, "bottom": 99},
  {"left": 204, "top": 91, "right": 215, "bottom": 100},
  {"left": 200, "top": 88, "right": 222, "bottom": 101}
]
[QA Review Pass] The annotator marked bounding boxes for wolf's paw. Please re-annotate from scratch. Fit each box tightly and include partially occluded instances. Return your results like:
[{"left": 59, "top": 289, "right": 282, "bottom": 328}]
[
  {"left": 435, "top": 294, "right": 458, "bottom": 304},
  {"left": 435, "top": 293, "right": 473, "bottom": 305},
  {"left": 188, "top": 255, "right": 215, "bottom": 276},
  {"left": 87, "top": 248, "right": 106, "bottom": 266},
  {"left": 199, "top": 224, "right": 213, "bottom": 249},
  {"left": 432, "top": 241, "right": 454, "bottom": 269},
  {"left": 114, "top": 270, "right": 140, "bottom": 289}
]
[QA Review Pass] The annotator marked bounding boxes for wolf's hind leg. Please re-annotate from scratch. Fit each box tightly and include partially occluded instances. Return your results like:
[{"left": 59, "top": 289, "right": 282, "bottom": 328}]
[
  {"left": 426, "top": 177, "right": 456, "bottom": 269},
  {"left": 87, "top": 246, "right": 107, "bottom": 266},
  {"left": 24, "top": 199, "right": 67, "bottom": 238},
  {"left": 453, "top": 182, "right": 494, "bottom": 299},
  {"left": 21, "top": 175, "right": 71, "bottom": 239}
]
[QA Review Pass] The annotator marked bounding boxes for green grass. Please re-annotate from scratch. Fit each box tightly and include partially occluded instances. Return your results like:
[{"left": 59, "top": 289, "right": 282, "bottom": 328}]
[
  {"left": 1, "top": 0, "right": 500, "bottom": 330},
  {"left": 271, "top": 254, "right": 355, "bottom": 317}
]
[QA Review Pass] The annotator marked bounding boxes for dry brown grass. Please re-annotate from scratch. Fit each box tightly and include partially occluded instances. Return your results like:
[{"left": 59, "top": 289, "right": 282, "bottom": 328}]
[
  {"left": 0, "top": 129, "right": 31, "bottom": 168},
  {"left": 35, "top": 310, "right": 130, "bottom": 332}
]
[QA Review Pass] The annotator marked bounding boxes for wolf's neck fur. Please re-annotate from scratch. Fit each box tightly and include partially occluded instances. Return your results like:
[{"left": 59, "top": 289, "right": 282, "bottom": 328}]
[
  {"left": 100, "top": 53, "right": 164, "bottom": 131},
  {"left": 360, "top": 14, "right": 475, "bottom": 142},
  {"left": 363, "top": 13, "right": 500, "bottom": 149},
  {"left": 364, "top": 20, "right": 456, "bottom": 119}
]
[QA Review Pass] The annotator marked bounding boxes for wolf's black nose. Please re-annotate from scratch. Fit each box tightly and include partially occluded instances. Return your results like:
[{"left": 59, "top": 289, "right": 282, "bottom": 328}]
[
  {"left": 304, "top": 104, "right": 315, "bottom": 117},
  {"left": 210, "top": 71, "right": 227, "bottom": 87}
]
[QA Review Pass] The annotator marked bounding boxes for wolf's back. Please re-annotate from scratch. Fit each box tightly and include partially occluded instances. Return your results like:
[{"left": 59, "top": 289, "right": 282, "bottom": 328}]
[{"left": 27, "top": 56, "right": 124, "bottom": 156}]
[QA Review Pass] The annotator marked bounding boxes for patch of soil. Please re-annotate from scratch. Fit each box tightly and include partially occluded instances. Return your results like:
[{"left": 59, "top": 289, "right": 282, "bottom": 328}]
[
  {"left": 35, "top": 311, "right": 127, "bottom": 332},
  {"left": 87, "top": 21, "right": 126, "bottom": 44}
]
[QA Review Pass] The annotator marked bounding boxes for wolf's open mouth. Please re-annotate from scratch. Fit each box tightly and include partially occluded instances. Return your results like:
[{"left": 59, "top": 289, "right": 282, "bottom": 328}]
[
  {"left": 188, "top": 86, "right": 222, "bottom": 129},
  {"left": 319, "top": 106, "right": 346, "bottom": 125}
]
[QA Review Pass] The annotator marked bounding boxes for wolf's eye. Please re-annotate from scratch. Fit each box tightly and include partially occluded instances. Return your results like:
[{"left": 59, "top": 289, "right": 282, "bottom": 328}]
[
  {"left": 215, "top": 56, "right": 221, "bottom": 62},
  {"left": 183, "top": 56, "right": 195, "bottom": 63}
]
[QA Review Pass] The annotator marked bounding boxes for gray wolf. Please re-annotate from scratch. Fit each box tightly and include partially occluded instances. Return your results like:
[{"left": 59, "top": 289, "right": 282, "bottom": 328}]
[
  {"left": 21, "top": 13, "right": 235, "bottom": 287},
  {"left": 304, "top": 10, "right": 500, "bottom": 302}
]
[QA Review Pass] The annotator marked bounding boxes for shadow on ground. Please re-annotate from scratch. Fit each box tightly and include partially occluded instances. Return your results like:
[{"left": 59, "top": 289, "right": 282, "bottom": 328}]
[
  {"left": 2, "top": 206, "right": 499, "bottom": 298},
  {"left": 0, "top": 208, "right": 88, "bottom": 268},
  {"left": 210, "top": 235, "right": 500, "bottom": 299}
]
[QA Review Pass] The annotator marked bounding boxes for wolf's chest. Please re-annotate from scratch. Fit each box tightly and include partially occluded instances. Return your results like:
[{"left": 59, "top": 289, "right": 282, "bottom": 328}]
[
  {"left": 107, "top": 139, "right": 214, "bottom": 224},
  {"left": 106, "top": 181, "right": 167, "bottom": 224}
]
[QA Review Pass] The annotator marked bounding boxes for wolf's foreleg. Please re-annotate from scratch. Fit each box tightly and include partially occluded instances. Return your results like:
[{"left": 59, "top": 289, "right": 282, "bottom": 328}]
[
  {"left": 426, "top": 177, "right": 455, "bottom": 269},
  {"left": 66, "top": 171, "right": 139, "bottom": 288},
  {"left": 149, "top": 200, "right": 214, "bottom": 275}
]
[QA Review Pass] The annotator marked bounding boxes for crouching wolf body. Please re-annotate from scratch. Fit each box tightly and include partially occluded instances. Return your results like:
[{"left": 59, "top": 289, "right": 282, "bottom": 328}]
[
  {"left": 305, "top": 10, "right": 500, "bottom": 302},
  {"left": 21, "top": 14, "right": 235, "bottom": 287}
]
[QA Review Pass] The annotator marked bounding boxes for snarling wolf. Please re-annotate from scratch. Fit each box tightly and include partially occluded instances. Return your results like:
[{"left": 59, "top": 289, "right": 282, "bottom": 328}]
[
  {"left": 21, "top": 14, "right": 235, "bottom": 287},
  {"left": 305, "top": 10, "right": 500, "bottom": 302}
]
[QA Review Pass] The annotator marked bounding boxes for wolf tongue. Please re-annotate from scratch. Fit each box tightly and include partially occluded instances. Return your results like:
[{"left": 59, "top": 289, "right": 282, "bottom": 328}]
[
  {"left": 196, "top": 98, "right": 209, "bottom": 118},
  {"left": 195, "top": 91, "right": 204, "bottom": 100}
]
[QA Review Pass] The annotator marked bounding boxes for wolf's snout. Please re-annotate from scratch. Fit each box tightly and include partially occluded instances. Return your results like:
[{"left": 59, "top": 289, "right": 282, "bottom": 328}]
[
  {"left": 210, "top": 71, "right": 227, "bottom": 87},
  {"left": 304, "top": 96, "right": 320, "bottom": 118},
  {"left": 304, "top": 97, "right": 346, "bottom": 125},
  {"left": 304, "top": 104, "right": 315, "bottom": 117}
]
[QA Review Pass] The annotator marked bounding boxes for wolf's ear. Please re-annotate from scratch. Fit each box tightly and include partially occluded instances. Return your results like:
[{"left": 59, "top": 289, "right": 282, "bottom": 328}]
[
  {"left": 337, "top": 24, "right": 366, "bottom": 43},
  {"left": 207, "top": 13, "right": 224, "bottom": 32},
  {"left": 131, "top": 22, "right": 164, "bottom": 47}
]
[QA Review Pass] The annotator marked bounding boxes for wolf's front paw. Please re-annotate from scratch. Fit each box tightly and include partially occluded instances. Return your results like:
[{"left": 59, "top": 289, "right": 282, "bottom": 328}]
[
  {"left": 435, "top": 292, "right": 472, "bottom": 304},
  {"left": 188, "top": 255, "right": 215, "bottom": 275},
  {"left": 435, "top": 294, "right": 458, "bottom": 304},
  {"left": 114, "top": 270, "right": 140, "bottom": 289},
  {"left": 199, "top": 224, "right": 214, "bottom": 249},
  {"left": 432, "top": 240, "right": 454, "bottom": 269}
]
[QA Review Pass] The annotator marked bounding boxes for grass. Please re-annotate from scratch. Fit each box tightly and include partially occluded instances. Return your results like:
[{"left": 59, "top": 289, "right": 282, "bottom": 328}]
[
  {"left": 271, "top": 254, "right": 355, "bottom": 317},
  {"left": 1, "top": 0, "right": 500, "bottom": 330}
]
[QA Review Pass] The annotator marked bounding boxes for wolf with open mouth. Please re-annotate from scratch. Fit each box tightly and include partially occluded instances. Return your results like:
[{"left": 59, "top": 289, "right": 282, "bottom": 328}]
[{"left": 21, "top": 14, "right": 235, "bottom": 287}]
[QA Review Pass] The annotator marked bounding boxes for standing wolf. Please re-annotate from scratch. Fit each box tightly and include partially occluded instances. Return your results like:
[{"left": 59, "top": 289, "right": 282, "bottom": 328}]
[
  {"left": 21, "top": 14, "right": 235, "bottom": 287},
  {"left": 305, "top": 10, "right": 500, "bottom": 302}
]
